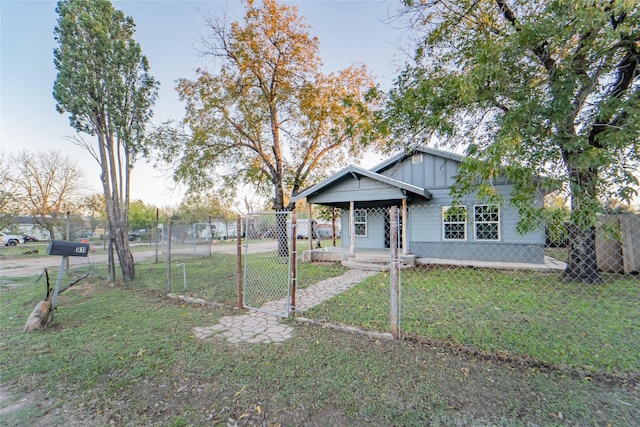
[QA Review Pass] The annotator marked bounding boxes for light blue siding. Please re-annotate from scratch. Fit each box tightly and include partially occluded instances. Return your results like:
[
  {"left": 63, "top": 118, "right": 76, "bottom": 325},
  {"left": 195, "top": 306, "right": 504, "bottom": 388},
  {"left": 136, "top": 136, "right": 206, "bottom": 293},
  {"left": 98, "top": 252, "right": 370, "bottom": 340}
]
[
  {"left": 330, "top": 148, "right": 545, "bottom": 263},
  {"left": 308, "top": 175, "right": 405, "bottom": 205},
  {"left": 409, "top": 185, "right": 544, "bottom": 245},
  {"left": 340, "top": 209, "right": 386, "bottom": 249},
  {"left": 408, "top": 241, "right": 545, "bottom": 264}
]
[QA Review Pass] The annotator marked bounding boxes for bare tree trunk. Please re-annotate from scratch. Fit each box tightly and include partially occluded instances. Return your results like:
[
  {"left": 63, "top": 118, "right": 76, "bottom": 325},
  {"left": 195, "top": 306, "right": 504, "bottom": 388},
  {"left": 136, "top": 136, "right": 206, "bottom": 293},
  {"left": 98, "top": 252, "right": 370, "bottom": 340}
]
[
  {"left": 563, "top": 167, "right": 601, "bottom": 284},
  {"left": 274, "top": 181, "right": 289, "bottom": 257},
  {"left": 99, "top": 132, "right": 136, "bottom": 282},
  {"left": 564, "top": 224, "right": 601, "bottom": 284},
  {"left": 276, "top": 212, "right": 289, "bottom": 258},
  {"left": 108, "top": 235, "right": 116, "bottom": 283}
]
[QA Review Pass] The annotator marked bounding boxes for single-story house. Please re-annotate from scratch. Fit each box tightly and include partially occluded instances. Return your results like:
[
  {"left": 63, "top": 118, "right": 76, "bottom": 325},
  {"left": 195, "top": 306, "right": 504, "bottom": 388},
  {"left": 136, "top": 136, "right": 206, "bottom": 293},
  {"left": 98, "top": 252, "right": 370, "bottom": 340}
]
[{"left": 291, "top": 146, "right": 546, "bottom": 264}]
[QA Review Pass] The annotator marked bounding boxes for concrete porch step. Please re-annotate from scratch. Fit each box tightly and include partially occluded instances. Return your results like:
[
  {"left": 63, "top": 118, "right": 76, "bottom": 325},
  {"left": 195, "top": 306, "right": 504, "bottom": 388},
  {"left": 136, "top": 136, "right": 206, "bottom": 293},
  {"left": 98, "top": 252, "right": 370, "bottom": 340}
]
[
  {"left": 352, "top": 253, "right": 390, "bottom": 263},
  {"left": 341, "top": 260, "right": 390, "bottom": 271}
]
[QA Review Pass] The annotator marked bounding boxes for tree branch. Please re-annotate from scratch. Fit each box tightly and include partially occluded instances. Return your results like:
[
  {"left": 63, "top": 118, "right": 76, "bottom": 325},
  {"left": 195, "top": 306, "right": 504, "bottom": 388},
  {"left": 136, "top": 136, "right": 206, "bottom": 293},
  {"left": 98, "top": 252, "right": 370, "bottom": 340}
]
[{"left": 494, "top": 0, "right": 556, "bottom": 73}]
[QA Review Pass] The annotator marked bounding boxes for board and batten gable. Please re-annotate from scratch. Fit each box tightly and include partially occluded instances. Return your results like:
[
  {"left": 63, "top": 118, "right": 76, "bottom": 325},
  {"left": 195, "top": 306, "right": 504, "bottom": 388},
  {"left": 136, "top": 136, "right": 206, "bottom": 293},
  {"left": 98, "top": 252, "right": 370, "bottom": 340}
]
[
  {"left": 376, "top": 150, "right": 461, "bottom": 189},
  {"left": 306, "top": 173, "right": 407, "bottom": 206}
]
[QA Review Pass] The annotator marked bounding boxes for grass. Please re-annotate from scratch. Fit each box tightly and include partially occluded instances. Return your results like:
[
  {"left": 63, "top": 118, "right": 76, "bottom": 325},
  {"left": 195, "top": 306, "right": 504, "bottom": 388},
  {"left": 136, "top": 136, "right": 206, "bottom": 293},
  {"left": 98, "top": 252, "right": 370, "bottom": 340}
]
[
  {"left": 0, "top": 242, "right": 51, "bottom": 258},
  {"left": 1, "top": 272, "right": 639, "bottom": 426},
  {"left": 545, "top": 247, "right": 568, "bottom": 262},
  {"left": 82, "top": 252, "right": 346, "bottom": 308},
  {"left": 304, "top": 267, "right": 640, "bottom": 376}
]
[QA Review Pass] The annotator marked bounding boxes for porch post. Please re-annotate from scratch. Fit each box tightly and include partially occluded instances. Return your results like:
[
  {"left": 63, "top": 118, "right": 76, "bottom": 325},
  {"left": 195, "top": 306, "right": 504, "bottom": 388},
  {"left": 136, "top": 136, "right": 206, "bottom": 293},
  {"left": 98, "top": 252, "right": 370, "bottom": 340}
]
[
  {"left": 331, "top": 207, "right": 337, "bottom": 247},
  {"left": 402, "top": 198, "right": 408, "bottom": 255},
  {"left": 349, "top": 201, "right": 356, "bottom": 254},
  {"left": 308, "top": 203, "right": 313, "bottom": 251}
]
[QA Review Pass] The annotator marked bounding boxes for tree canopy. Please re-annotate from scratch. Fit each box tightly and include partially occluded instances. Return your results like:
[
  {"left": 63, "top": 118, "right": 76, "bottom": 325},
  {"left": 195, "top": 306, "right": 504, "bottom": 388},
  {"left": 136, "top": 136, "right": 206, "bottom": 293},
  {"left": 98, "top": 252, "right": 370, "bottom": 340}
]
[
  {"left": 9, "top": 150, "right": 87, "bottom": 239},
  {"left": 152, "top": 0, "right": 382, "bottom": 212},
  {"left": 386, "top": 0, "right": 639, "bottom": 282}
]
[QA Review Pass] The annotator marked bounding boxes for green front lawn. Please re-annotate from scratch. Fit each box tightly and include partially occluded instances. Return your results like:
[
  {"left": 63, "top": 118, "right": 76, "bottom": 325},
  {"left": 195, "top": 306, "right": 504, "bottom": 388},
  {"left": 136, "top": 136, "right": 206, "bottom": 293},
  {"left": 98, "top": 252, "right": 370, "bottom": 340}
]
[
  {"left": 1, "top": 271, "right": 638, "bottom": 426},
  {"left": 305, "top": 267, "right": 640, "bottom": 376}
]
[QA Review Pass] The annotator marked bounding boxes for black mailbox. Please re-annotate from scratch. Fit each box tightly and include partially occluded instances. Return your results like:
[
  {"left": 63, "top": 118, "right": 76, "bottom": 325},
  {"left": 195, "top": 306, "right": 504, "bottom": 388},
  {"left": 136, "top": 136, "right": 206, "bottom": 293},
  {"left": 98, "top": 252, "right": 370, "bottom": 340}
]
[{"left": 47, "top": 240, "right": 90, "bottom": 257}]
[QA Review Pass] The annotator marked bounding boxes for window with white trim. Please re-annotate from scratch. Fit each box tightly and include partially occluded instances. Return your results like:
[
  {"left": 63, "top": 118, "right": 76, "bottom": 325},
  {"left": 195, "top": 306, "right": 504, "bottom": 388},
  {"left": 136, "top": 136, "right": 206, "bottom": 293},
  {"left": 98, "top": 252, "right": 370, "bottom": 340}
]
[
  {"left": 442, "top": 206, "right": 467, "bottom": 240},
  {"left": 474, "top": 205, "right": 500, "bottom": 241},
  {"left": 354, "top": 209, "right": 367, "bottom": 237},
  {"left": 412, "top": 153, "right": 423, "bottom": 164}
]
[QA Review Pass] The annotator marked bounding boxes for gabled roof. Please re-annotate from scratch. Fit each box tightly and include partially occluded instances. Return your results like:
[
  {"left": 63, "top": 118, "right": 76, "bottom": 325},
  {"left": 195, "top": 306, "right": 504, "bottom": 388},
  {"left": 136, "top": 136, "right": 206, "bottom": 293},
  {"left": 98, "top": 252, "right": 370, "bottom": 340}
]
[
  {"left": 371, "top": 145, "right": 465, "bottom": 174},
  {"left": 291, "top": 165, "right": 432, "bottom": 203}
]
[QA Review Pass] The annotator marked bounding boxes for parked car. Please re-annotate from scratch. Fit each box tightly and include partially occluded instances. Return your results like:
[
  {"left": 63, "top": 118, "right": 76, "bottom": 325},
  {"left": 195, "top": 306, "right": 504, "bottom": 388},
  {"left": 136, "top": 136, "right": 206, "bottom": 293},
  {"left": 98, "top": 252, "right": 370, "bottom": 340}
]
[
  {"left": 128, "top": 229, "right": 149, "bottom": 241},
  {"left": 23, "top": 235, "right": 39, "bottom": 242},
  {"left": 1, "top": 232, "right": 20, "bottom": 246}
]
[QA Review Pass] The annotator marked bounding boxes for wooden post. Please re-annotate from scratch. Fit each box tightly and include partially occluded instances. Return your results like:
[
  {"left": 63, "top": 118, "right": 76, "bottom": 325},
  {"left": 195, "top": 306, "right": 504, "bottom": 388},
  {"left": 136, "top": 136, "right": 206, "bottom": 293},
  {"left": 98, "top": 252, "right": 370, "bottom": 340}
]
[
  {"left": 290, "top": 211, "right": 297, "bottom": 316},
  {"left": 332, "top": 207, "right": 337, "bottom": 247},
  {"left": 402, "top": 198, "right": 408, "bottom": 255},
  {"left": 308, "top": 203, "right": 313, "bottom": 251},
  {"left": 390, "top": 206, "right": 400, "bottom": 340},
  {"left": 349, "top": 201, "right": 356, "bottom": 254},
  {"left": 237, "top": 215, "right": 243, "bottom": 309}
]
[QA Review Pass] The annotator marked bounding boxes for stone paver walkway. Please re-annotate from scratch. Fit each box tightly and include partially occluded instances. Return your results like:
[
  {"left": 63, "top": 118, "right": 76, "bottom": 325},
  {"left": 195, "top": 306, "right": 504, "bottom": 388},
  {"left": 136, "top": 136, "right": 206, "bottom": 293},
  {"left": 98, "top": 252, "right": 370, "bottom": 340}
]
[{"left": 193, "top": 269, "right": 377, "bottom": 344}]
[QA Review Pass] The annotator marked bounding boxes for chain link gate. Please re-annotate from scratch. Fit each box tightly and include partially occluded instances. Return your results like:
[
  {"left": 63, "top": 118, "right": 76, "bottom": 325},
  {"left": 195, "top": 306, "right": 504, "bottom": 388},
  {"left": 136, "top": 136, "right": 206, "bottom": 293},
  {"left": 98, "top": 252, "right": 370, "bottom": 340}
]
[{"left": 243, "top": 212, "right": 295, "bottom": 317}]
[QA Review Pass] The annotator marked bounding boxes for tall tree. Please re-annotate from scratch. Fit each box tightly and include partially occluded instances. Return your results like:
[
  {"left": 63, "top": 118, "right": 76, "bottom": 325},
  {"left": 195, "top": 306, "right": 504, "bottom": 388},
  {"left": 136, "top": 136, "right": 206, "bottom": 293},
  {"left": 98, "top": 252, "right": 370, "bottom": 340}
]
[
  {"left": 152, "top": 0, "right": 380, "bottom": 212},
  {"left": 10, "top": 150, "right": 87, "bottom": 239},
  {"left": 53, "top": 0, "right": 158, "bottom": 281},
  {"left": 386, "top": 0, "right": 639, "bottom": 283}
]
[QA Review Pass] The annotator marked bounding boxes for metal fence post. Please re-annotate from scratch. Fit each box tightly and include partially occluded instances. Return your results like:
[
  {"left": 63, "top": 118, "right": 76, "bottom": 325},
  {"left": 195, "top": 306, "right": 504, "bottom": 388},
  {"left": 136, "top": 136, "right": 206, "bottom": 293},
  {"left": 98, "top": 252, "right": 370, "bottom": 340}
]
[
  {"left": 166, "top": 218, "right": 172, "bottom": 294},
  {"left": 237, "top": 215, "right": 243, "bottom": 309},
  {"left": 208, "top": 215, "right": 213, "bottom": 257},
  {"left": 390, "top": 205, "right": 400, "bottom": 340},
  {"left": 290, "top": 210, "right": 297, "bottom": 316},
  {"left": 155, "top": 209, "right": 159, "bottom": 264}
]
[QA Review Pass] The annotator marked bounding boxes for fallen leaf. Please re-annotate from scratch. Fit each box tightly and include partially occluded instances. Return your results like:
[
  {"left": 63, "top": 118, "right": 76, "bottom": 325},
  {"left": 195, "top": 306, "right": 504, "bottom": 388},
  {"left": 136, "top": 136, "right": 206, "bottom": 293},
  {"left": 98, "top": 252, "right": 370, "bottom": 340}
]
[
  {"left": 256, "top": 405, "right": 262, "bottom": 415},
  {"left": 233, "top": 385, "right": 246, "bottom": 397}
]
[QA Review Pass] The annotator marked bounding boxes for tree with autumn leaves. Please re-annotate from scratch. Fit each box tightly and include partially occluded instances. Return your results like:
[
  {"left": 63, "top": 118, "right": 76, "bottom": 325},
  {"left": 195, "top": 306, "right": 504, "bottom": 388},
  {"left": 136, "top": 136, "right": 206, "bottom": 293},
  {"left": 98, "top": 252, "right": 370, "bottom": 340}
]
[{"left": 152, "top": 0, "right": 381, "bottom": 212}]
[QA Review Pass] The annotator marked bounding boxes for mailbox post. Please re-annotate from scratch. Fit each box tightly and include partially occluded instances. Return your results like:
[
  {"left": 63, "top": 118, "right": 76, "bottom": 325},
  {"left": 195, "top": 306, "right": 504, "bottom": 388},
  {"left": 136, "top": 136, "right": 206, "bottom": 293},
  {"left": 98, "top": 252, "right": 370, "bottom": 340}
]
[{"left": 47, "top": 240, "right": 90, "bottom": 310}]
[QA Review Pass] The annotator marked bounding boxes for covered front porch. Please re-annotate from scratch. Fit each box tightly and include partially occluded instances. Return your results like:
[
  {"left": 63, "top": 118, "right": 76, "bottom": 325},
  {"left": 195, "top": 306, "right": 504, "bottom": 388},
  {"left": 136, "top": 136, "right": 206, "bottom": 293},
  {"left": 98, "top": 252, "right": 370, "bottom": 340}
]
[{"left": 291, "top": 165, "right": 432, "bottom": 258}]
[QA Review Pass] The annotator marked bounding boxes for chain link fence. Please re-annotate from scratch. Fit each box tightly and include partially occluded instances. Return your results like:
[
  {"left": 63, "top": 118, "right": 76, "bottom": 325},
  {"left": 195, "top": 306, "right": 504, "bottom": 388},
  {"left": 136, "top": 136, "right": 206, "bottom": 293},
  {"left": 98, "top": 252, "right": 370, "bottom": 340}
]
[
  {"left": 141, "top": 214, "right": 347, "bottom": 310},
  {"left": 122, "top": 207, "right": 638, "bottom": 376},
  {"left": 298, "top": 205, "right": 639, "bottom": 377},
  {"left": 242, "top": 212, "right": 291, "bottom": 316},
  {"left": 362, "top": 205, "right": 639, "bottom": 376}
]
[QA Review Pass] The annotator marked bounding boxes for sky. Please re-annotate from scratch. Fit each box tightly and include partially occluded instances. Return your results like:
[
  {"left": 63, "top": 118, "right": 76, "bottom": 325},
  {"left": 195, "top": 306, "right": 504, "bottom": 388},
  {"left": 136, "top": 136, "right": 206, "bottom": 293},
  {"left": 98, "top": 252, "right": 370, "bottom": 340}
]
[{"left": 1, "top": 0, "right": 411, "bottom": 208}]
